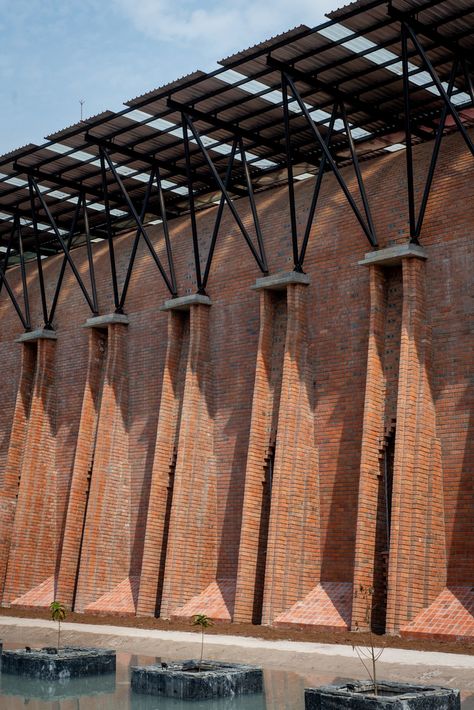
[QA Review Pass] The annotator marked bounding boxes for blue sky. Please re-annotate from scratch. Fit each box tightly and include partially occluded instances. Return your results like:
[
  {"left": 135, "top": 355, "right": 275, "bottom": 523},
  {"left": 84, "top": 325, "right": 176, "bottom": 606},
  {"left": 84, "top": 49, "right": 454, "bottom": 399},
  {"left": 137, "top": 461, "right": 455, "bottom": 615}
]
[{"left": 0, "top": 0, "right": 339, "bottom": 156}]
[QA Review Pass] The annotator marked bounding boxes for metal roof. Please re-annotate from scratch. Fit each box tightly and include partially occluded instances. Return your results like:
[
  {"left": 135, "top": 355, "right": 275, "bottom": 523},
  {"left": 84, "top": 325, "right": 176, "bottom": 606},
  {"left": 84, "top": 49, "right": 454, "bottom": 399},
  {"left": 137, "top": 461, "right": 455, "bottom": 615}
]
[{"left": 0, "top": 0, "right": 473, "bottom": 264}]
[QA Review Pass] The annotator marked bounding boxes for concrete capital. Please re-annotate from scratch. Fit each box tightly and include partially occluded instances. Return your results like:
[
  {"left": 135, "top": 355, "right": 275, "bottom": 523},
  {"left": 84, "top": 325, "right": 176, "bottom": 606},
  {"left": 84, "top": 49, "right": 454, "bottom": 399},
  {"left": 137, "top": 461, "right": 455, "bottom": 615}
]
[
  {"left": 160, "top": 294, "right": 212, "bottom": 311},
  {"left": 16, "top": 328, "right": 58, "bottom": 343},
  {"left": 83, "top": 313, "right": 129, "bottom": 328},
  {"left": 358, "top": 243, "right": 428, "bottom": 267},
  {"left": 251, "top": 271, "right": 310, "bottom": 291}
]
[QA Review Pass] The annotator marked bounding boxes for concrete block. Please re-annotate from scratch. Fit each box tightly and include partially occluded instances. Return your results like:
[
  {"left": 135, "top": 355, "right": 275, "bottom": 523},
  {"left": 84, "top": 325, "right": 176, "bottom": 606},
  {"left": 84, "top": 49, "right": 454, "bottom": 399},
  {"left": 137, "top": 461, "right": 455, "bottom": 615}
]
[
  {"left": 358, "top": 244, "right": 428, "bottom": 267},
  {"left": 251, "top": 272, "right": 310, "bottom": 291},
  {"left": 305, "top": 681, "right": 460, "bottom": 709},
  {"left": 83, "top": 313, "right": 129, "bottom": 328},
  {"left": 160, "top": 294, "right": 212, "bottom": 311},
  {"left": 1, "top": 647, "right": 116, "bottom": 681},
  {"left": 131, "top": 659, "right": 263, "bottom": 700},
  {"left": 16, "top": 329, "right": 57, "bottom": 343}
]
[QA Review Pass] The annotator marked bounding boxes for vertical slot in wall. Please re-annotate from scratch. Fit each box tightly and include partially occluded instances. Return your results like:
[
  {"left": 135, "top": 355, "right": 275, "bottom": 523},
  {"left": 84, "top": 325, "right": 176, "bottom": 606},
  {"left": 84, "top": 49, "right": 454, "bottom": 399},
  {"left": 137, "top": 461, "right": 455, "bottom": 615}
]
[{"left": 253, "top": 444, "right": 275, "bottom": 624}]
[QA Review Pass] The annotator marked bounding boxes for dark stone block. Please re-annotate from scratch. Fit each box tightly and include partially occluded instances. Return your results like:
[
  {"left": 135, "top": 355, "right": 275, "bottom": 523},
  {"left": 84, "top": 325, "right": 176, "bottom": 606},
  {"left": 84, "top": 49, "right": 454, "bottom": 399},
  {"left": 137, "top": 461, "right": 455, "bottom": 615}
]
[
  {"left": 131, "top": 659, "right": 263, "bottom": 700},
  {"left": 305, "top": 681, "right": 461, "bottom": 709},
  {"left": 1, "top": 647, "right": 116, "bottom": 681}
]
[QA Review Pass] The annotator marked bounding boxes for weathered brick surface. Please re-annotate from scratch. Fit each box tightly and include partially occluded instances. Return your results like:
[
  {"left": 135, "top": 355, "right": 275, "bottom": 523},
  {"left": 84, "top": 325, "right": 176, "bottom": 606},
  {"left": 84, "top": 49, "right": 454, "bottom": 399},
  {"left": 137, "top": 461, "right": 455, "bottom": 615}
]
[{"left": 0, "top": 129, "right": 472, "bottom": 637}]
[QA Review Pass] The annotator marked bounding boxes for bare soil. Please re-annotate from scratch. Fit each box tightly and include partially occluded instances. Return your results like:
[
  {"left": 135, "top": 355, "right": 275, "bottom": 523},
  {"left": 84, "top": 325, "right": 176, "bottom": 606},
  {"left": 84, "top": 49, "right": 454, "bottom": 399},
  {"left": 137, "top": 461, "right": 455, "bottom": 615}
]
[{"left": 0, "top": 607, "right": 472, "bottom": 656}]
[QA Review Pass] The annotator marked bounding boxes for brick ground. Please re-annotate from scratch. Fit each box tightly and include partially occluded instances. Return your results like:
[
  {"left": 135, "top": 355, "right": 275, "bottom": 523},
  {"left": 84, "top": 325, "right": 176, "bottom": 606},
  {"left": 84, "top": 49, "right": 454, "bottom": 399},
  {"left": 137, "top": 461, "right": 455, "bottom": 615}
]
[
  {"left": 401, "top": 587, "right": 474, "bottom": 641},
  {"left": 273, "top": 582, "right": 352, "bottom": 631}
]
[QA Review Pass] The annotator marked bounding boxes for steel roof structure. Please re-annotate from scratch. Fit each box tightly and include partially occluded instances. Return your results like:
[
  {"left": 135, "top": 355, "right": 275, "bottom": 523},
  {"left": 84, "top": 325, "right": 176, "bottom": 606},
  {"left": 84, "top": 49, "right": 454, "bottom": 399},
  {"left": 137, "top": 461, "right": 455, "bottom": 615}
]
[{"left": 0, "top": 0, "right": 473, "bottom": 330}]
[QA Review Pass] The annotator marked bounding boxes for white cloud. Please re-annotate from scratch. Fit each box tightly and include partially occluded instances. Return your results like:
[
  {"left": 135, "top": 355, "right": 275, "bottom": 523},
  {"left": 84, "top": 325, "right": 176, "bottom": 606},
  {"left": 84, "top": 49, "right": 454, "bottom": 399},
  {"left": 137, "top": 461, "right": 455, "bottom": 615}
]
[{"left": 113, "top": 0, "right": 338, "bottom": 60}]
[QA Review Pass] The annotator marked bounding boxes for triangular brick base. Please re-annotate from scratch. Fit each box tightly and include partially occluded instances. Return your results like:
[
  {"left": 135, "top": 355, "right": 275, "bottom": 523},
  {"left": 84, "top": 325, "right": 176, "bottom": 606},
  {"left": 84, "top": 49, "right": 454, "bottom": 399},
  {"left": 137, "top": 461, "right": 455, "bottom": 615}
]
[
  {"left": 401, "top": 587, "right": 474, "bottom": 641},
  {"left": 10, "top": 575, "right": 55, "bottom": 610},
  {"left": 84, "top": 576, "right": 139, "bottom": 617},
  {"left": 170, "top": 579, "right": 236, "bottom": 623},
  {"left": 273, "top": 582, "right": 352, "bottom": 631}
]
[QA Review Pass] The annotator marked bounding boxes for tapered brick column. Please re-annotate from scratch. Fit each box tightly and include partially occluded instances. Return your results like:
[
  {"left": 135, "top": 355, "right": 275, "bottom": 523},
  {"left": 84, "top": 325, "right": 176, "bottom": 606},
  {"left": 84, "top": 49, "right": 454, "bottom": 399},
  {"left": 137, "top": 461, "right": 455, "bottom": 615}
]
[
  {"left": 351, "top": 264, "right": 390, "bottom": 630},
  {"left": 3, "top": 331, "right": 57, "bottom": 606},
  {"left": 0, "top": 340, "right": 37, "bottom": 602},
  {"left": 159, "top": 297, "right": 217, "bottom": 618},
  {"left": 73, "top": 316, "right": 130, "bottom": 612},
  {"left": 262, "top": 280, "right": 320, "bottom": 624},
  {"left": 56, "top": 325, "right": 108, "bottom": 609},
  {"left": 386, "top": 255, "right": 447, "bottom": 633},
  {"left": 234, "top": 289, "right": 287, "bottom": 623},
  {"left": 137, "top": 309, "right": 189, "bottom": 617}
]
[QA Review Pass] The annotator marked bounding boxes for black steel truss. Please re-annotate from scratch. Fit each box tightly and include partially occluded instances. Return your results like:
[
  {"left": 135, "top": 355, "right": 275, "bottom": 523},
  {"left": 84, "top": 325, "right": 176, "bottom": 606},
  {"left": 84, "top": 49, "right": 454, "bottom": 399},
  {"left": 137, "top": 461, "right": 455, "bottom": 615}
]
[{"left": 1, "top": 1, "right": 473, "bottom": 331}]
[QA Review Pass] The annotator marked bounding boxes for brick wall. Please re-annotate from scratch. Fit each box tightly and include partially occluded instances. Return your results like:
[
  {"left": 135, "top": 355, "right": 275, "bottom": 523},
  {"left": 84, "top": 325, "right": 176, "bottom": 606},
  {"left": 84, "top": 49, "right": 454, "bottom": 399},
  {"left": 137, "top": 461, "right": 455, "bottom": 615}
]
[{"left": 0, "top": 129, "right": 472, "bottom": 636}]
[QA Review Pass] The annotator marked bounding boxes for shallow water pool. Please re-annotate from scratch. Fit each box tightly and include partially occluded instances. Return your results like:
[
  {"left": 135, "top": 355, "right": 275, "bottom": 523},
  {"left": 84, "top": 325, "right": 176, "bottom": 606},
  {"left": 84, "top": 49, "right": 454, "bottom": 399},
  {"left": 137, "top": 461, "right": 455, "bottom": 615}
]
[{"left": 1, "top": 649, "right": 473, "bottom": 709}]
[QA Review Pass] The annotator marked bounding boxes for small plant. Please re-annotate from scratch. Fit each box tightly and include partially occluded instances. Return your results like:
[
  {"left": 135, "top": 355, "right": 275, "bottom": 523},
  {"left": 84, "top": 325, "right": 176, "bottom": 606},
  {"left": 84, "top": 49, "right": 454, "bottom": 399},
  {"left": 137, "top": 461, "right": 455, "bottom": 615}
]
[
  {"left": 49, "top": 600, "right": 66, "bottom": 653},
  {"left": 352, "top": 585, "right": 384, "bottom": 696},
  {"left": 191, "top": 613, "right": 213, "bottom": 672}
]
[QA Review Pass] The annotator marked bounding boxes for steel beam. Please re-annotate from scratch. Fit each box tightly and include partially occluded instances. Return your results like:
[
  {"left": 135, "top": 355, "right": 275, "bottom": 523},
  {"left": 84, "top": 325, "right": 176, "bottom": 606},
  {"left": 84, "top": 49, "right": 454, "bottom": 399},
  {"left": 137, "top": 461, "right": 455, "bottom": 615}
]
[
  {"left": 267, "top": 56, "right": 433, "bottom": 141},
  {"left": 183, "top": 113, "right": 268, "bottom": 273},
  {"left": 101, "top": 147, "right": 176, "bottom": 296},
  {"left": 282, "top": 72, "right": 378, "bottom": 247}
]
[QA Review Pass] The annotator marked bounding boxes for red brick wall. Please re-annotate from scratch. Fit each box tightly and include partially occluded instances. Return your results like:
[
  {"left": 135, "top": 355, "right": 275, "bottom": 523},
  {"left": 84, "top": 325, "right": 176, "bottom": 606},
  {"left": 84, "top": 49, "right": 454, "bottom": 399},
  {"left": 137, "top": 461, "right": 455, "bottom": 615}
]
[{"left": 0, "top": 129, "right": 472, "bottom": 629}]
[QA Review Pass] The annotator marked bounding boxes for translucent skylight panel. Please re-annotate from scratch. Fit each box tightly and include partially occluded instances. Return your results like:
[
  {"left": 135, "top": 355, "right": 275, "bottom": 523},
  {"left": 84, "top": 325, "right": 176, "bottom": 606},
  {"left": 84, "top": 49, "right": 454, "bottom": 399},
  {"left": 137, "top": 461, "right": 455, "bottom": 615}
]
[
  {"left": 254, "top": 157, "right": 281, "bottom": 169},
  {"left": 308, "top": 108, "right": 333, "bottom": 122},
  {"left": 451, "top": 91, "right": 471, "bottom": 105},
  {"left": 47, "top": 190, "right": 75, "bottom": 200},
  {"left": 384, "top": 143, "right": 406, "bottom": 152},
  {"left": 173, "top": 186, "right": 189, "bottom": 196},
  {"left": 318, "top": 24, "right": 353, "bottom": 41},
  {"left": 86, "top": 203, "right": 128, "bottom": 217}
]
